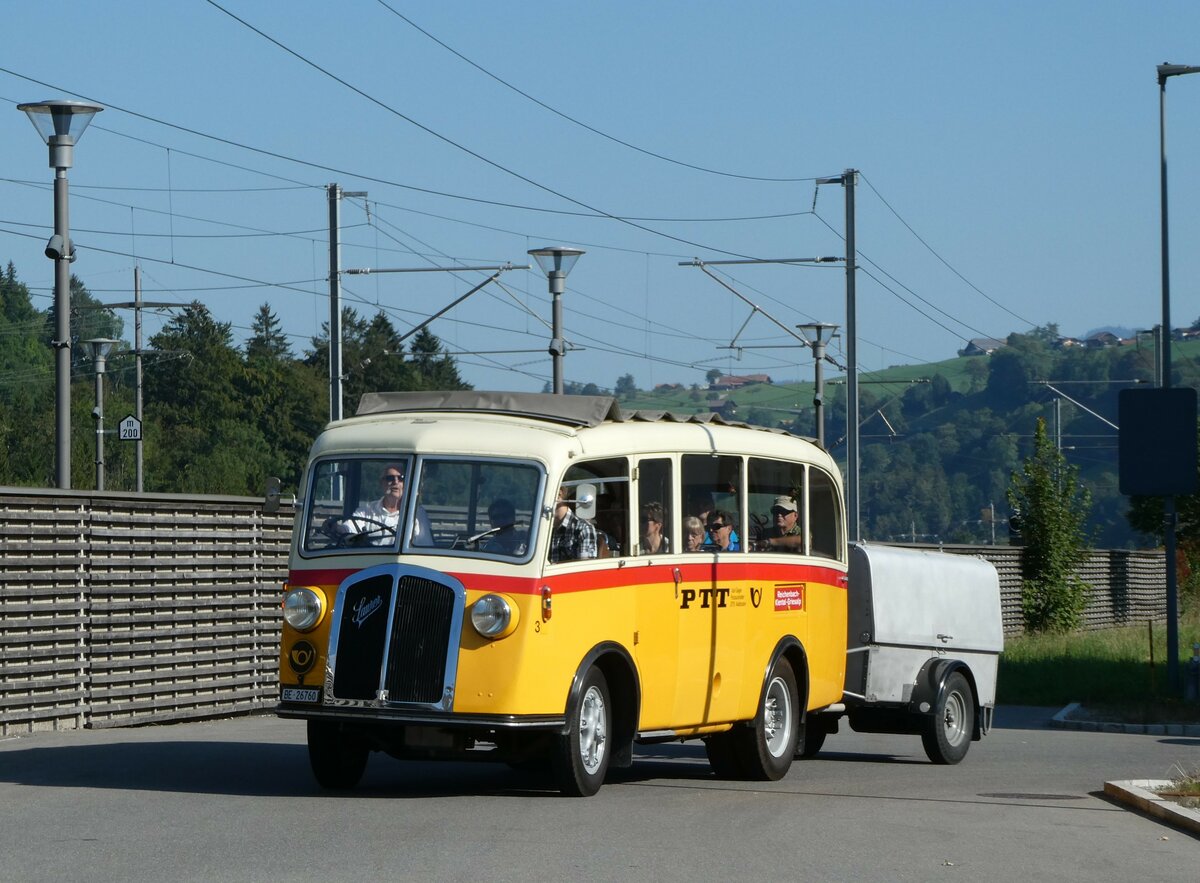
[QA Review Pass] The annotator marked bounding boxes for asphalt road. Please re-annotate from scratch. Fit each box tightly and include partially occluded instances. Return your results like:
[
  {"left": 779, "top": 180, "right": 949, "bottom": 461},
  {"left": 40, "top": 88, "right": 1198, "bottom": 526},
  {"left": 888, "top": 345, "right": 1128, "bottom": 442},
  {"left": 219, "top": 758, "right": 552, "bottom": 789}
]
[{"left": 1, "top": 707, "right": 1196, "bottom": 882}]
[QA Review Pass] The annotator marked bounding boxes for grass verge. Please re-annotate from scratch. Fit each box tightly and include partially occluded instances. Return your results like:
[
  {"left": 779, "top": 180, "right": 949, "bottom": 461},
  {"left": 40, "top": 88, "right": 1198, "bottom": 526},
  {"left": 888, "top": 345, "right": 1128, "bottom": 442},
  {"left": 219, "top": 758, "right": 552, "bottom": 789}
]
[{"left": 997, "top": 613, "right": 1200, "bottom": 723}]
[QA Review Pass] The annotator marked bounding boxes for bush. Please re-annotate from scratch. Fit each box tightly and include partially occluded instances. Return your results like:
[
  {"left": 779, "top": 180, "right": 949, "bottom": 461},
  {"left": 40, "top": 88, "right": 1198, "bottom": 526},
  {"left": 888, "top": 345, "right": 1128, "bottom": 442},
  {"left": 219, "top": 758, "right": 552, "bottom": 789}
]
[{"left": 1020, "top": 576, "right": 1089, "bottom": 634}]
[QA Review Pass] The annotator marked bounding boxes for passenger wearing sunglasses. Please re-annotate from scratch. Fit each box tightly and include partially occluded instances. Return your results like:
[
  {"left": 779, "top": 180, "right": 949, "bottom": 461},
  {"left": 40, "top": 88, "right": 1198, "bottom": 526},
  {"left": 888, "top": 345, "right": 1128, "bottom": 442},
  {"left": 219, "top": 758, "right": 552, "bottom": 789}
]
[{"left": 706, "top": 509, "right": 740, "bottom": 552}]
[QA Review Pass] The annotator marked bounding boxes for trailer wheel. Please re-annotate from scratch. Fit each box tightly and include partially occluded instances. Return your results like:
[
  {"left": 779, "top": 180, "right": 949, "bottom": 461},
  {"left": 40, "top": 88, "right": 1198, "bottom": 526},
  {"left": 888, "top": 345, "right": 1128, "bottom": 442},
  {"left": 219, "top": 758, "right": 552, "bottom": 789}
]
[
  {"left": 733, "top": 657, "right": 799, "bottom": 780},
  {"left": 921, "top": 671, "right": 974, "bottom": 765},
  {"left": 552, "top": 666, "right": 611, "bottom": 796},
  {"left": 307, "top": 720, "right": 368, "bottom": 790}
]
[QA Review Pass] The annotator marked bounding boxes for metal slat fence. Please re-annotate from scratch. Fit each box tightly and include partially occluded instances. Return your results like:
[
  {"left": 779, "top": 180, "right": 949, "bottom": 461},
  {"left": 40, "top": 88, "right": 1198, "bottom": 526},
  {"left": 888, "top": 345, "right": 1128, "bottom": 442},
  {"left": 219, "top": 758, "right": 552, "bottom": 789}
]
[
  {"left": 0, "top": 489, "right": 1174, "bottom": 735},
  {"left": 1, "top": 489, "right": 291, "bottom": 735}
]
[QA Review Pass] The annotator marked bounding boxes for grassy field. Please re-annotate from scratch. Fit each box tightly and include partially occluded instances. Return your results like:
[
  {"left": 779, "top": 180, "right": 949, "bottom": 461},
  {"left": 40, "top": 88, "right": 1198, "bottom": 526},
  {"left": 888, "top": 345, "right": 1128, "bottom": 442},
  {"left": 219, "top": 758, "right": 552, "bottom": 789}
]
[{"left": 998, "top": 614, "right": 1200, "bottom": 722}]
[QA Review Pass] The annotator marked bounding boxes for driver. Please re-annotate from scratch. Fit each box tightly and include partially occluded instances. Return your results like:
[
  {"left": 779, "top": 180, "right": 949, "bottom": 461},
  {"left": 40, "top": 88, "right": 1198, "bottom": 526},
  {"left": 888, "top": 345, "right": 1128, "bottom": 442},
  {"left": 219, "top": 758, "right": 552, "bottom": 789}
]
[{"left": 330, "top": 464, "right": 431, "bottom": 546}]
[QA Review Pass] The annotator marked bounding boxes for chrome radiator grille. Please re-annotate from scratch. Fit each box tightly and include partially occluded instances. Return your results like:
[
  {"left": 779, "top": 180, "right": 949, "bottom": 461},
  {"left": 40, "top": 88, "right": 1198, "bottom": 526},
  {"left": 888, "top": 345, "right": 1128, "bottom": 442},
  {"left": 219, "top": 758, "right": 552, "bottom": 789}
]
[
  {"left": 330, "top": 571, "right": 459, "bottom": 707},
  {"left": 384, "top": 575, "right": 456, "bottom": 704}
]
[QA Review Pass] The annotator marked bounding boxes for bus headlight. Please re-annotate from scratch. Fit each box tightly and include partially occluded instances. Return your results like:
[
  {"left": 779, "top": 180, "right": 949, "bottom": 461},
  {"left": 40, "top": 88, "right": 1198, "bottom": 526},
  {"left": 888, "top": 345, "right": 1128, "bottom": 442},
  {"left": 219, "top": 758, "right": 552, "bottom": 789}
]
[
  {"left": 471, "top": 593, "right": 517, "bottom": 639},
  {"left": 283, "top": 587, "right": 325, "bottom": 631}
]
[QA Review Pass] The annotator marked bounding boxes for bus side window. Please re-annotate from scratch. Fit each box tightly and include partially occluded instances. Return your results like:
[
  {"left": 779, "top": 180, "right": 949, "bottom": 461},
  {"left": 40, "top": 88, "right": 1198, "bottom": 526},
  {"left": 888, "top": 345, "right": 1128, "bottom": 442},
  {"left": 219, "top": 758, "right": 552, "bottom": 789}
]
[
  {"left": 748, "top": 457, "right": 805, "bottom": 553},
  {"left": 635, "top": 457, "right": 672, "bottom": 555},
  {"left": 558, "top": 458, "right": 630, "bottom": 561},
  {"left": 809, "top": 467, "right": 842, "bottom": 560},
  {"left": 682, "top": 453, "right": 743, "bottom": 552}
]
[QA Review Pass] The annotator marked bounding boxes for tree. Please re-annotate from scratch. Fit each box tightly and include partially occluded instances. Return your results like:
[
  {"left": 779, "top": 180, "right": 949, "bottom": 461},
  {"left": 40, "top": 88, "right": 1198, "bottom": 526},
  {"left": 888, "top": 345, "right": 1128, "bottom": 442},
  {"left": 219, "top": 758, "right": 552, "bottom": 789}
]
[
  {"left": 1007, "top": 418, "right": 1092, "bottom": 632},
  {"left": 246, "top": 304, "right": 292, "bottom": 362},
  {"left": 243, "top": 303, "right": 322, "bottom": 488},
  {"left": 408, "top": 326, "right": 470, "bottom": 391},
  {"left": 615, "top": 374, "right": 637, "bottom": 398},
  {"left": 706, "top": 368, "right": 723, "bottom": 385},
  {"left": 145, "top": 302, "right": 266, "bottom": 493}
]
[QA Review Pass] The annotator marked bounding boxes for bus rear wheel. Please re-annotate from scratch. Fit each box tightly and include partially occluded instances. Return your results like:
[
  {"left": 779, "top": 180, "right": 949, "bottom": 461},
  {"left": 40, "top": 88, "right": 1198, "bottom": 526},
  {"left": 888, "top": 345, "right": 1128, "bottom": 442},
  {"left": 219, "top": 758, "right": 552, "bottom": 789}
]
[
  {"left": 733, "top": 657, "right": 799, "bottom": 780},
  {"left": 552, "top": 667, "right": 611, "bottom": 797}
]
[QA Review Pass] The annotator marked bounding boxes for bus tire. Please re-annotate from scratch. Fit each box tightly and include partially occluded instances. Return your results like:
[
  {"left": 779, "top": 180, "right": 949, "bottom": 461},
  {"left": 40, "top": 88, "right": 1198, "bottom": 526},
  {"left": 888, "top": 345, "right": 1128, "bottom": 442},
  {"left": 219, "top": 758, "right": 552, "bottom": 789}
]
[
  {"left": 733, "top": 657, "right": 799, "bottom": 780},
  {"left": 703, "top": 730, "right": 745, "bottom": 779},
  {"left": 552, "top": 666, "right": 611, "bottom": 797},
  {"left": 921, "top": 671, "right": 974, "bottom": 765},
  {"left": 307, "top": 720, "right": 368, "bottom": 790}
]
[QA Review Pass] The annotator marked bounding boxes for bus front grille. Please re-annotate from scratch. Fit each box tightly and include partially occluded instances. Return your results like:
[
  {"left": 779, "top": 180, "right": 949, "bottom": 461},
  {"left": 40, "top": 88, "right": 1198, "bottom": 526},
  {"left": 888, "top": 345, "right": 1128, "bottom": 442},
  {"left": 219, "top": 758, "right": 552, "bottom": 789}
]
[
  {"left": 383, "top": 576, "right": 457, "bottom": 704},
  {"left": 330, "top": 570, "right": 459, "bottom": 708}
]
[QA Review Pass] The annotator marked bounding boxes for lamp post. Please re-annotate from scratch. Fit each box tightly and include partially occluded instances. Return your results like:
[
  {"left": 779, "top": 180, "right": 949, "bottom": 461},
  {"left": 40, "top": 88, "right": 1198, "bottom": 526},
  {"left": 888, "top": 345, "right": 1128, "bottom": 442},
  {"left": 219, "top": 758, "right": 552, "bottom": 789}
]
[
  {"left": 528, "top": 246, "right": 584, "bottom": 394},
  {"left": 1157, "top": 63, "right": 1200, "bottom": 691},
  {"left": 84, "top": 338, "right": 118, "bottom": 491},
  {"left": 796, "top": 323, "right": 839, "bottom": 448},
  {"left": 18, "top": 99, "right": 104, "bottom": 489},
  {"left": 1158, "top": 64, "right": 1200, "bottom": 390}
]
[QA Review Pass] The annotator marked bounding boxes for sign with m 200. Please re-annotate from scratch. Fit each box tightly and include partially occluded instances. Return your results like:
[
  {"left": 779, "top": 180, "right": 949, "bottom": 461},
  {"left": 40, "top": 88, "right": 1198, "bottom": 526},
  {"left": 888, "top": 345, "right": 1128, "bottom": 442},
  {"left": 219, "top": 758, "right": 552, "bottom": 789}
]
[{"left": 119, "top": 415, "right": 142, "bottom": 441}]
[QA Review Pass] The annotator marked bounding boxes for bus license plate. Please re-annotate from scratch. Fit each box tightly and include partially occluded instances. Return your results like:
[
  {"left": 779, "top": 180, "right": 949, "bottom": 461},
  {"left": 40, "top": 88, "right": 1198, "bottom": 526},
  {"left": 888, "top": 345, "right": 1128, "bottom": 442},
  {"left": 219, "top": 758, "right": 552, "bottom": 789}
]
[{"left": 282, "top": 687, "right": 320, "bottom": 703}]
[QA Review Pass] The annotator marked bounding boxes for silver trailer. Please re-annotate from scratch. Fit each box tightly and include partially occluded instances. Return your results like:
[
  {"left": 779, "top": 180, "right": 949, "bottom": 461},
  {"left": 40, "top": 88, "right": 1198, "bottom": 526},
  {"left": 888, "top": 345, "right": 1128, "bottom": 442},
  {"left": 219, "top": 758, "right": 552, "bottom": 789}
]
[{"left": 803, "top": 543, "right": 1004, "bottom": 764}]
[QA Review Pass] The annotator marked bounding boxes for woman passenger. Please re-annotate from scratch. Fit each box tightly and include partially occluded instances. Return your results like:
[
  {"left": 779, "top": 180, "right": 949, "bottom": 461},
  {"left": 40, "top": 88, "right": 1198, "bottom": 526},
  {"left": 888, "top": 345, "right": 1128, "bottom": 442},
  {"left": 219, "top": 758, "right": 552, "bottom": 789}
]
[{"left": 640, "top": 502, "right": 669, "bottom": 555}]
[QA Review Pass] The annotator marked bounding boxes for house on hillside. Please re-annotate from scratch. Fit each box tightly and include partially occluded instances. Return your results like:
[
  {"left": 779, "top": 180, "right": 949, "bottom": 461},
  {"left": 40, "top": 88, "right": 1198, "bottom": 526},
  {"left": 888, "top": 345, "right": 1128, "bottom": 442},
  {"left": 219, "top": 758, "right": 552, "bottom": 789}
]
[
  {"left": 1053, "top": 336, "right": 1083, "bottom": 350},
  {"left": 708, "top": 373, "right": 772, "bottom": 391},
  {"left": 957, "top": 338, "right": 1007, "bottom": 357},
  {"left": 1085, "top": 331, "right": 1121, "bottom": 349}
]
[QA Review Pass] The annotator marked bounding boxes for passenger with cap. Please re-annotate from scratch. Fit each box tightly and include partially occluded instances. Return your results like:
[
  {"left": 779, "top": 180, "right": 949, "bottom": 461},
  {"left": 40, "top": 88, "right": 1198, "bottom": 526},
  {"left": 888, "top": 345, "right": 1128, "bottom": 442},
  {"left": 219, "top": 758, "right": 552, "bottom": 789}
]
[{"left": 761, "top": 495, "right": 804, "bottom": 552}]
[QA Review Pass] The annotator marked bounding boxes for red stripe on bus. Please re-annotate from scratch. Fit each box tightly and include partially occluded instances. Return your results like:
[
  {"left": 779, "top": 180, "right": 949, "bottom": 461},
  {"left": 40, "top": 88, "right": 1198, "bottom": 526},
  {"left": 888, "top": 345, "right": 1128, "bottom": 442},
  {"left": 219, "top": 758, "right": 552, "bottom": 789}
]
[{"left": 288, "top": 560, "right": 845, "bottom": 596}]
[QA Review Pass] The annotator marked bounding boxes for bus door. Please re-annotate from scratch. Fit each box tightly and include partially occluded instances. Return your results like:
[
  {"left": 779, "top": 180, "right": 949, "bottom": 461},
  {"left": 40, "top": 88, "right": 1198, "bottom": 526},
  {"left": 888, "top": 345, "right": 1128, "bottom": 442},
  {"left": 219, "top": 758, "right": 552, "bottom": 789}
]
[{"left": 630, "top": 456, "right": 695, "bottom": 728}]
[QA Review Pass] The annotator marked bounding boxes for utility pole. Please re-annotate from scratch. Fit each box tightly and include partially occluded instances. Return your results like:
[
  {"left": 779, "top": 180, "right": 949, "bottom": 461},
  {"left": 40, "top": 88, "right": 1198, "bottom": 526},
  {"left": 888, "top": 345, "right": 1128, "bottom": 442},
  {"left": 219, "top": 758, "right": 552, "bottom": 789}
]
[
  {"left": 82, "top": 269, "right": 178, "bottom": 492},
  {"left": 327, "top": 185, "right": 368, "bottom": 422},
  {"left": 817, "top": 170, "right": 859, "bottom": 541}
]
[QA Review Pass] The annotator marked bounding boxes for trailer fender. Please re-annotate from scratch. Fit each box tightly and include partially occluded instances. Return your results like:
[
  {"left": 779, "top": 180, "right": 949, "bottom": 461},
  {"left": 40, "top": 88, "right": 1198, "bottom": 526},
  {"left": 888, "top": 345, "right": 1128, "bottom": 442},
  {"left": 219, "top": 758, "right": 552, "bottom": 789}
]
[{"left": 908, "top": 658, "right": 982, "bottom": 741}]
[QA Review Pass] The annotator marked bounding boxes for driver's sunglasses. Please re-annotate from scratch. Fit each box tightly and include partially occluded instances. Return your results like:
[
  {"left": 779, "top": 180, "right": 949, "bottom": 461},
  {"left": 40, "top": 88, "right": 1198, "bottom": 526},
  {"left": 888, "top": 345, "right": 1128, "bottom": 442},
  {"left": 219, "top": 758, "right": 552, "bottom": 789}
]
[
  {"left": 383, "top": 474, "right": 404, "bottom": 483},
  {"left": 708, "top": 522, "right": 727, "bottom": 531}
]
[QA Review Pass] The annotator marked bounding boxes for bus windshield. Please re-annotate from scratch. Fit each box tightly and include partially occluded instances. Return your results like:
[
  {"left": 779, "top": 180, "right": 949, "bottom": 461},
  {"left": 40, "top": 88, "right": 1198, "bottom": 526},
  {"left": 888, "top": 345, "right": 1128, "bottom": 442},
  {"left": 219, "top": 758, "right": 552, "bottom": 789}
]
[{"left": 301, "top": 455, "right": 544, "bottom": 561}]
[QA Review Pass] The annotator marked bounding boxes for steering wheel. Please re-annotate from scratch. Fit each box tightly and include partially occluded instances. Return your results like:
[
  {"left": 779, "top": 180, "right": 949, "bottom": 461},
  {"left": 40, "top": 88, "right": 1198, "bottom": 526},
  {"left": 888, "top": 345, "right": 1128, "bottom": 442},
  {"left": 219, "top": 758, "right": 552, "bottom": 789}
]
[{"left": 320, "top": 515, "right": 397, "bottom": 547}]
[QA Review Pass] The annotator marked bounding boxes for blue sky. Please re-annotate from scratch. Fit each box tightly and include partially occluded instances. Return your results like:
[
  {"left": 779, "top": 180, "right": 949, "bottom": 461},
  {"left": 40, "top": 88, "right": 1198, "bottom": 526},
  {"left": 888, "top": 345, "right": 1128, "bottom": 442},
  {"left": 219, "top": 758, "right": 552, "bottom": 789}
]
[{"left": 3, "top": 1, "right": 1199, "bottom": 396}]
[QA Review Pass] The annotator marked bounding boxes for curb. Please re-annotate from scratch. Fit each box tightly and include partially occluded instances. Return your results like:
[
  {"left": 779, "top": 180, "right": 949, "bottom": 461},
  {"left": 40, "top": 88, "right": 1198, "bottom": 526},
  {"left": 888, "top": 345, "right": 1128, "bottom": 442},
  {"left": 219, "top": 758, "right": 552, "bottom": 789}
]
[
  {"left": 1049, "top": 702, "right": 1200, "bottom": 737},
  {"left": 1104, "top": 780, "right": 1200, "bottom": 836}
]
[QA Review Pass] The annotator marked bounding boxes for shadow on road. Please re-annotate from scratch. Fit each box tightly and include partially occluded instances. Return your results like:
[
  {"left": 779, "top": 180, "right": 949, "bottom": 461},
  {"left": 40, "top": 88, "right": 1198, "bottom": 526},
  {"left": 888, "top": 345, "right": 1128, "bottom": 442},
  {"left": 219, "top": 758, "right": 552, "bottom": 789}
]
[{"left": 0, "top": 735, "right": 933, "bottom": 799}]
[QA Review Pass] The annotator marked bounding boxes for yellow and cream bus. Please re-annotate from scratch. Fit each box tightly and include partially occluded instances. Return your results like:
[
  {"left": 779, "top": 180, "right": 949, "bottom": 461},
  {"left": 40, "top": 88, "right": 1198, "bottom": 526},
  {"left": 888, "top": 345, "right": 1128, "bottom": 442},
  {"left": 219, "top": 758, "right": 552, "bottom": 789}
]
[{"left": 277, "top": 391, "right": 855, "bottom": 795}]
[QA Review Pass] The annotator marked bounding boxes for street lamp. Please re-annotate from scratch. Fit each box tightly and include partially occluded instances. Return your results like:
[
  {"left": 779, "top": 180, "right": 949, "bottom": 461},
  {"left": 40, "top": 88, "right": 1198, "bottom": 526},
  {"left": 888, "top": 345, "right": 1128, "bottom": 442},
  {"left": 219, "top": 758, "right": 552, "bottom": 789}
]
[
  {"left": 528, "top": 246, "right": 584, "bottom": 394},
  {"left": 1157, "top": 63, "right": 1200, "bottom": 692},
  {"left": 18, "top": 99, "right": 104, "bottom": 489},
  {"left": 84, "top": 338, "right": 119, "bottom": 491},
  {"left": 796, "top": 323, "right": 839, "bottom": 448}
]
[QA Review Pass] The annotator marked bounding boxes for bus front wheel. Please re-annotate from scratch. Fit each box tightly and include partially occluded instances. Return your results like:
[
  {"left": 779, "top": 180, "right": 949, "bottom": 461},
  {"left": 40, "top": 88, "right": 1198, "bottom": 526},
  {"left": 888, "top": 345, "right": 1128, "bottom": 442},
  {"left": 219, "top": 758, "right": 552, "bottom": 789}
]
[{"left": 552, "top": 667, "right": 611, "bottom": 797}]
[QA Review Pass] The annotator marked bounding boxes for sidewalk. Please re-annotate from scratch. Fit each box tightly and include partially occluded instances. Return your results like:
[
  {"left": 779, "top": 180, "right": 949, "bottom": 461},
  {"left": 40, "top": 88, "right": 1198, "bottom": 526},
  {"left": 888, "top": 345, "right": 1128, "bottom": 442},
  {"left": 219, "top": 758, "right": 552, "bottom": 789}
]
[
  {"left": 1043, "top": 702, "right": 1200, "bottom": 836},
  {"left": 1049, "top": 701, "right": 1200, "bottom": 737}
]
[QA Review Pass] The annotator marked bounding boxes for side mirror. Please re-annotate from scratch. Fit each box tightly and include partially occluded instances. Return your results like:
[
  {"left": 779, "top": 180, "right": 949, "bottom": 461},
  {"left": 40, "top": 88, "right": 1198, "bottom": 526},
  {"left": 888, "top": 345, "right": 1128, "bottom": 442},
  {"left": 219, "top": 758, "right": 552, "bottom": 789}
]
[{"left": 576, "top": 484, "right": 597, "bottom": 520}]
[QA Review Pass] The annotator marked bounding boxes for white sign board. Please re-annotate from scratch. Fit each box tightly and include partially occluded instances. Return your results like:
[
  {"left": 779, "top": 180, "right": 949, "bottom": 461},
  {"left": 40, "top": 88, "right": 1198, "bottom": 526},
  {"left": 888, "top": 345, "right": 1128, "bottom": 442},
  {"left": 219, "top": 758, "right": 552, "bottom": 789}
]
[{"left": 119, "top": 415, "right": 142, "bottom": 441}]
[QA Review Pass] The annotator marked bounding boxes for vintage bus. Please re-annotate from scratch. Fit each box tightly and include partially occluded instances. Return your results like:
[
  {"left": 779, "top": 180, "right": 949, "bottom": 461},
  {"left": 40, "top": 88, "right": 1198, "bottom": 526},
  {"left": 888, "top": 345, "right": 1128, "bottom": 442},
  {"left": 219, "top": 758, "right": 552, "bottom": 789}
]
[{"left": 277, "top": 391, "right": 850, "bottom": 796}]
